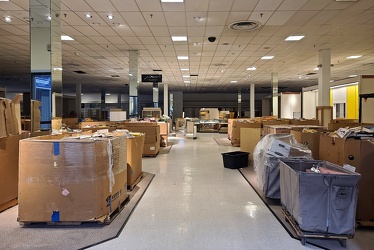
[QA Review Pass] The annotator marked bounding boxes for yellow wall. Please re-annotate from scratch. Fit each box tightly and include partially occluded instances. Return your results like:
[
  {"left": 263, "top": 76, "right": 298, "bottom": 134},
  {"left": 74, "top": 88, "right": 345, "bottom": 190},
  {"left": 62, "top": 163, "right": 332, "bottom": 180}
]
[{"left": 346, "top": 85, "right": 358, "bottom": 119}]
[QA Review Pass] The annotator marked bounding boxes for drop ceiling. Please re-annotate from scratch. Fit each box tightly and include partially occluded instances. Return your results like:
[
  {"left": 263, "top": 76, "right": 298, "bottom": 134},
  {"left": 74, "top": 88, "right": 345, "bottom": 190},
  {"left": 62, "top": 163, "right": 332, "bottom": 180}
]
[{"left": 0, "top": 0, "right": 373, "bottom": 93}]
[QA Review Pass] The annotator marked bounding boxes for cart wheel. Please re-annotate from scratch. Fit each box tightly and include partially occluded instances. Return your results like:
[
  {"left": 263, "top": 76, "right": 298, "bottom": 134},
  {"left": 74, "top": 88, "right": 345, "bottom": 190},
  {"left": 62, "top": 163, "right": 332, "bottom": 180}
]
[
  {"left": 339, "top": 239, "right": 347, "bottom": 248},
  {"left": 300, "top": 237, "right": 306, "bottom": 246}
]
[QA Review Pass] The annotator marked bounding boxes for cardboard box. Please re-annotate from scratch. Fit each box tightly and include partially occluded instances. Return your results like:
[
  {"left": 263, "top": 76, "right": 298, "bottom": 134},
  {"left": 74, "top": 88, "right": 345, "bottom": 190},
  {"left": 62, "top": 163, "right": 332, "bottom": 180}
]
[
  {"left": 31, "top": 100, "right": 41, "bottom": 132},
  {"left": 79, "top": 121, "right": 108, "bottom": 128},
  {"left": 62, "top": 118, "right": 79, "bottom": 129},
  {"left": 291, "top": 130, "right": 321, "bottom": 159},
  {"left": 18, "top": 134, "right": 127, "bottom": 223},
  {"left": 0, "top": 133, "right": 29, "bottom": 211},
  {"left": 328, "top": 122, "right": 360, "bottom": 131},
  {"left": 231, "top": 120, "right": 261, "bottom": 147},
  {"left": 12, "top": 94, "right": 22, "bottom": 135},
  {"left": 265, "top": 125, "right": 291, "bottom": 135},
  {"left": 0, "top": 98, "right": 20, "bottom": 138},
  {"left": 81, "top": 127, "right": 116, "bottom": 133},
  {"left": 240, "top": 128, "right": 262, "bottom": 163},
  {"left": 290, "top": 119, "right": 319, "bottom": 126},
  {"left": 319, "top": 134, "right": 374, "bottom": 221},
  {"left": 228, "top": 118, "right": 253, "bottom": 140},
  {"left": 127, "top": 134, "right": 145, "bottom": 186},
  {"left": 160, "top": 135, "right": 168, "bottom": 147},
  {"left": 52, "top": 117, "right": 62, "bottom": 130},
  {"left": 158, "top": 122, "right": 168, "bottom": 135},
  {"left": 121, "top": 122, "right": 160, "bottom": 156}
]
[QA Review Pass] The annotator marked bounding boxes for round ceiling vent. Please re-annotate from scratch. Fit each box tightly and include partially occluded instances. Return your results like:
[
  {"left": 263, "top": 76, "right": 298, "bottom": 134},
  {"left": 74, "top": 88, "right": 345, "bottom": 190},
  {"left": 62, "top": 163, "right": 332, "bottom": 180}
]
[{"left": 228, "top": 20, "right": 262, "bottom": 31}]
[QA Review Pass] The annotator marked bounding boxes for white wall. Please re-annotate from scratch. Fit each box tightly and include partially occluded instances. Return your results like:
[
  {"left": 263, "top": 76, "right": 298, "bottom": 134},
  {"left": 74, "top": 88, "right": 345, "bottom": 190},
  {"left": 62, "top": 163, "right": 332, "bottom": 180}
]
[
  {"left": 280, "top": 93, "right": 301, "bottom": 119},
  {"left": 331, "top": 87, "right": 347, "bottom": 119},
  {"left": 302, "top": 91, "right": 318, "bottom": 119},
  {"left": 105, "top": 94, "right": 118, "bottom": 104},
  {"left": 31, "top": 27, "right": 51, "bottom": 72}
]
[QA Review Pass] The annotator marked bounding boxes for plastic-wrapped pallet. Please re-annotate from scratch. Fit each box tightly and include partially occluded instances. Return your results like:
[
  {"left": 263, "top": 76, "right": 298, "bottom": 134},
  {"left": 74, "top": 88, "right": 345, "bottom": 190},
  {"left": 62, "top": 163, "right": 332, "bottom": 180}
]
[{"left": 253, "top": 134, "right": 312, "bottom": 199}]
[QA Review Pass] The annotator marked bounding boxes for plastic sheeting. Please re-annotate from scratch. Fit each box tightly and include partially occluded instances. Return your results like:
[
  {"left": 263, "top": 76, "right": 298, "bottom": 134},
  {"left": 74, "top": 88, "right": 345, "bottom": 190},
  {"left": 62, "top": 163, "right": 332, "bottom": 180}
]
[
  {"left": 253, "top": 134, "right": 312, "bottom": 199},
  {"left": 280, "top": 159, "right": 361, "bottom": 235}
]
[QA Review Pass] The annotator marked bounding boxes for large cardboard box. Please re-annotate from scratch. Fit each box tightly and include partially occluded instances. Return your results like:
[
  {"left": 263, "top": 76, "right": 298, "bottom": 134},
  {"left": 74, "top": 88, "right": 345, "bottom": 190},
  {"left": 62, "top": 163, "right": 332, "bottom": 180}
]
[
  {"left": 228, "top": 118, "right": 253, "bottom": 140},
  {"left": 291, "top": 130, "right": 321, "bottom": 159},
  {"left": 121, "top": 123, "right": 160, "bottom": 156},
  {"left": 231, "top": 120, "right": 261, "bottom": 146},
  {"left": 81, "top": 127, "right": 116, "bottom": 133},
  {"left": 160, "top": 135, "right": 168, "bottom": 147},
  {"left": 18, "top": 134, "right": 127, "bottom": 223},
  {"left": 127, "top": 134, "right": 145, "bottom": 186},
  {"left": 290, "top": 119, "right": 319, "bottom": 126},
  {"left": 319, "top": 134, "right": 374, "bottom": 221},
  {"left": 240, "top": 127, "right": 262, "bottom": 163},
  {"left": 0, "top": 98, "right": 20, "bottom": 138},
  {"left": 0, "top": 132, "right": 29, "bottom": 212}
]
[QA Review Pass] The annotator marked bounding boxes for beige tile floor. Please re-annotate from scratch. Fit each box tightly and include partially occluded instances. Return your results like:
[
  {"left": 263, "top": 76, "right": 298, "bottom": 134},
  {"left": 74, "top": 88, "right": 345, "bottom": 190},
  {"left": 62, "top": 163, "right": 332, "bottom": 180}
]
[{"left": 90, "top": 133, "right": 319, "bottom": 250}]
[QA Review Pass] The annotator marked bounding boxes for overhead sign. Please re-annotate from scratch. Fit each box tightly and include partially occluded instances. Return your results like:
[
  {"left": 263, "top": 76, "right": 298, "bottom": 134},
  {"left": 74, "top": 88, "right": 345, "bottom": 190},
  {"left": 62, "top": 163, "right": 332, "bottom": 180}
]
[{"left": 141, "top": 74, "right": 162, "bottom": 83}]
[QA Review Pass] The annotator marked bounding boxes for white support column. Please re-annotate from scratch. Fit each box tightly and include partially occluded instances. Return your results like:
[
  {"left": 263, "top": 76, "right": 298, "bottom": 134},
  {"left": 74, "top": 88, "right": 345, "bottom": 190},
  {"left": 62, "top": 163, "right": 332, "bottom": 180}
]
[
  {"left": 250, "top": 83, "right": 255, "bottom": 118},
  {"left": 318, "top": 49, "right": 331, "bottom": 106},
  {"left": 163, "top": 83, "right": 168, "bottom": 116},
  {"left": 272, "top": 73, "right": 279, "bottom": 117},
  {"left": 129, "top": 50, "right": 139, "bottom": 117}
]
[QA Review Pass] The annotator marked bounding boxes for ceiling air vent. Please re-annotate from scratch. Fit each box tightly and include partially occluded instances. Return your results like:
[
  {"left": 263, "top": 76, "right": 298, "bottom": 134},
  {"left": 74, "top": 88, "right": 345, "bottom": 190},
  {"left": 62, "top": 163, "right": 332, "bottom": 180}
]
[
  {"left": 306, "top": 72, "right": 317, "bottom": 76},
  {"left": 74, "top": 71, "right": 86, "bottom": 74},
  {"left": 228, "top": 21, "right": 261, "bottom": 31}
]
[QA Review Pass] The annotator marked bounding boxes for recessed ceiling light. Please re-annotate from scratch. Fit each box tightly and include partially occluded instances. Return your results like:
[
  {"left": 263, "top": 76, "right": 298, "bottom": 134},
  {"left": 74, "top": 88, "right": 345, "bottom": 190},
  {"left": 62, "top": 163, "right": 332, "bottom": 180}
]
[
  {"left": 182, "top": 75, "right": 190, "bottom": 78},
  {"left": 85, "top": 14, "right": 92, "bottom": 18},
  {"left": 231, "top": 80, "right": 237, "bottom": 83},
  {"left": 247, "top": 66, "right": 257, "bottom": 71},
  {"left": 349, "top": 74, "right": 358, "bottom": 77},
  {"left": 313, "top": 68, "right": 319, "bottom": 71},
  {"left": 106, "top": 93, "right": 111, "bottom": 96},
  {"left": 181, "top": 68, "right": 189, "bottom": 71},
  {"left": 193, "top": 42, "right": 201, "bottom": 46},
  {"left": 161, "top": 0, "right": 184, "bottom": 2},
  {"left": 4, "top": 16, "right": 11, "bottom": 23},
  {"left": 53, "top": 67, "right": 63, "bottom": 71},
  {"left": 129, "top": 73, "right": 133, "bottom": 76},
  {"left": 47, "top": 16, "right": 52, "bottom": 21},
  {"left": 261, "top": 56, "right": 274, "bottom": 60},
  {"left": 177, "top": 56, "right": 188, "bottom": 60},
  {"left": 172, "top": 36, "right": 187, "bottom": 42},
  {"left": 346, "top": 55, "right": 362, "bottom": 59},
  {"left": 107, "top": 14, "right": 114, "bottom": 20},
  {"left": 285, "top": 35, "right": 305, "bottom": 41},
  {"left": 184, "top": 80, "right": 190, "bottom": 83},
  {"left": 61, "top": 35, "right": 74, "bottom": 41},
  {"left": 330, "top": 80, "right": 334, "bottom": 82}
]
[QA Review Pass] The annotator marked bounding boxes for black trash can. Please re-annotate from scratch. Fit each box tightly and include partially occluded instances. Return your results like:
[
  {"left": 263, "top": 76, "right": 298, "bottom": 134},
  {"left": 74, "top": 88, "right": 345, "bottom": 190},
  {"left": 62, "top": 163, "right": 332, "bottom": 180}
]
[{"left": 221, "top": 151, "right": 249, "bottom": 169}]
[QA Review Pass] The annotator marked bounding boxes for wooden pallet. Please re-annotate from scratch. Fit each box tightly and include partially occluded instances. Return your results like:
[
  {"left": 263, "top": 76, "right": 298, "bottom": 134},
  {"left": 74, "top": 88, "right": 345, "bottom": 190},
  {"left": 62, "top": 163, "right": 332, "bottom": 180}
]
[
  {"left": 282, "top": 207, "right": 351, "bottom": 247},
  {"left": 0, "top": 198, "right": 18, "bottom": 213},
  {"left": 19, "top": 195, "right": 130, "bottom": 226},
  {"left": 127, "top": 173, "right": 143, "bottom": 191}
]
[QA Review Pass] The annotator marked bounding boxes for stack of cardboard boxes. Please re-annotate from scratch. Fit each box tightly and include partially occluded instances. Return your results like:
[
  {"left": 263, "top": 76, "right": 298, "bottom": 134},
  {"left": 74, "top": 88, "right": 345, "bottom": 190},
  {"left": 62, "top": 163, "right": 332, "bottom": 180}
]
[
  {"left": 158, "top": 122, "right": 168, "bottom": 147},
  {"left": 0, "top": 96, "right": 28, "bottom": 212}
]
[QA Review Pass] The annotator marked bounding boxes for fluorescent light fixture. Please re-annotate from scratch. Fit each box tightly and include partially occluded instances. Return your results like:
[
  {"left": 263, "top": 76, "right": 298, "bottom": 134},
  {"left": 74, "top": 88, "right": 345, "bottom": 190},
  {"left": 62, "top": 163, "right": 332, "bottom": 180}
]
[
  {"left": 161, "top": 0, "right": 184, "bottom": 2},
  {"left": 172, "top": 36, "right": 187, "bottom": 42},
  {"left": 177, "top": 56, "right": 188, "bottom": 60},
  {"left": 261, "top": 56, "right": 274, "bottom": 60},
  {"left": 107, "top": 14, "right": 114, "bottom": 20},
  {"left": 330, "top": 82, "right": 358, "bottom": 89},
  {"left": 61, "top": 35, "right": 74, "bottom": 41},
  {"left": 349, "top": 74, "right": 358, "bottom": 78},
  {"left": 231, "top": 80, "right": 237, "bottom": 83},
  {"left": 85, "top": 14, "right": 92, "bottom": 18},
  {"left": 184, "top": 80, "right": 190, "bottom": 83},
  {"left": 313, "top": 68, "right": 319, "bottom": 71},
  {"left": 247, "top": 66, "right": 257, "bottom": 71},
  {"left": 4, "top": 16, "right": 11, "bottom": 23},
  {"left": 53, "top": 67, "right": 63, "bottom": 71},
  {"left": 181, "top": 68, "right": 189, "bottom": 71},
  {"left": 0, "top": 0, "right": 10, "bottom": 1},
  {"left": 330, "top": 80, "right": 334, "bottom": 82},
  {"left": 285, "top": 35, "right": 305, "bottom": 41},
  {"left": 129, "top": 73, "right": 133, "bottom": 76},
  {"left": 106, "top": 93, "right": 111, "bottom": 96},
  {"left": 182, "top": 75, "right": 190, "bottom": 78},
  {"left": 346, "top": 55, "right": 362, "bottom": 59}
]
